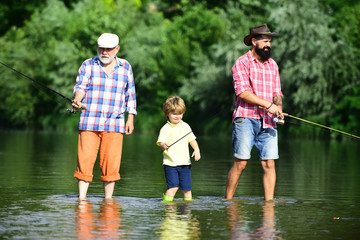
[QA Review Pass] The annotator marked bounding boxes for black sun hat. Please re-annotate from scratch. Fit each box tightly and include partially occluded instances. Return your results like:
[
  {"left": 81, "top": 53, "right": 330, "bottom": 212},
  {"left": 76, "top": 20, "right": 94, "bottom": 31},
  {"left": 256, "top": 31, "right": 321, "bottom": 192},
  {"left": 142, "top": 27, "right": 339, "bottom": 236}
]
[{"left": 243, "top": 24, "right": 278, "bottom": 46}]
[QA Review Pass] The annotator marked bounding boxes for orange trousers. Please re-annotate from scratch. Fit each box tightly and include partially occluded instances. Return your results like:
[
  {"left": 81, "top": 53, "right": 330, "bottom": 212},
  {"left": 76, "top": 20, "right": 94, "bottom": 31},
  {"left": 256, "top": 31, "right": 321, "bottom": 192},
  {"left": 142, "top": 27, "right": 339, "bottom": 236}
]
[{"left": 74, "top": 131, "right": 123, "bottom": 182}]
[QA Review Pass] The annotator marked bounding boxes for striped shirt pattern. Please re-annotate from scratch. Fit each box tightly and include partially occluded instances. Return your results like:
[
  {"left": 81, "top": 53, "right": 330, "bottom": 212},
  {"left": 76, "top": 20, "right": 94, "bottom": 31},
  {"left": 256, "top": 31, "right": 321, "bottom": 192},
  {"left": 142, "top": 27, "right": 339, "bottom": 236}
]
[
  {"left": 74, "top": 57, "right": 137, "bottom": 133},
  {"left": 232, "top": 51, "right": 283, "bottom": 128}
]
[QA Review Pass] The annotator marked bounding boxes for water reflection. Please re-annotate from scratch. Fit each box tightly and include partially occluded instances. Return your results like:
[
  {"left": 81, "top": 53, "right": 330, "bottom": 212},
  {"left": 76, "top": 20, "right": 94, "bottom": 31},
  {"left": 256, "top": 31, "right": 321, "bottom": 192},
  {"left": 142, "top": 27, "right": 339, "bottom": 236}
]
[
  {"left": 75, "top": 199, "right": 122, "bottom": 239},
  {"left": 158, "top": 203, "right": 200, "bottom": 240},
  {"left": 227, "top": 200, "right": 280, "bottom": 239},
  {"left": 1, "top": 131, "right": 360, "bottom": 239}
]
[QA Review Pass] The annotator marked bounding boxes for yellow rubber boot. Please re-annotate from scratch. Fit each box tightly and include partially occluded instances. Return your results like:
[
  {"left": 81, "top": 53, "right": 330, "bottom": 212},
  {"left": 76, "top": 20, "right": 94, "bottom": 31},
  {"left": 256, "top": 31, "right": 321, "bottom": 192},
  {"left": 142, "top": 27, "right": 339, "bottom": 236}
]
[
  {"left": 162, "top": 194, "right": 174, "bottom": 203},
  {"left": 184, "top": 197, "right": 193, "bottom": 201}
]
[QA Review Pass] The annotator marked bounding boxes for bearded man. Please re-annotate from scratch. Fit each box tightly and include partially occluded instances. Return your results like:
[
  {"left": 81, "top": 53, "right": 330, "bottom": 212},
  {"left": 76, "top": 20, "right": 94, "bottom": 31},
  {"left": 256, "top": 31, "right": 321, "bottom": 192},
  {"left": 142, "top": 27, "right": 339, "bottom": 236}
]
[
  {"left": 72, "top": 33, "right": 137, "bottom": 200},
  {"left": 225, "top": 24, "right": 284, "bottom": 201}
]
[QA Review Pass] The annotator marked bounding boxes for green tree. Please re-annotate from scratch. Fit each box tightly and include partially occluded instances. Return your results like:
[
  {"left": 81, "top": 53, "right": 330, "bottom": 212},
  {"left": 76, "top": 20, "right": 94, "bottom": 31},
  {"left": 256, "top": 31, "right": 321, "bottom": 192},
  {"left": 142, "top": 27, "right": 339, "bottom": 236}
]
[
  {"left": 179, "top": 0, "right": 267, "bottom": 134},
  {"left": 0, "top": 0, "right": 142, "bottom": 130},
  {"left": 1, "top": 0, "right": 359, "bottom": 137},
  {"left": 327, "top": 2, "right": 360, "bottom": 135},
  {"left": 0, "top": 0, "right": 81, "bottom": 35},
  {"left": 268, "top": 0, "right": 359, "bottom": 136},
  {"left": 124, "top": 3, "right": 230, "bottom": 133}
]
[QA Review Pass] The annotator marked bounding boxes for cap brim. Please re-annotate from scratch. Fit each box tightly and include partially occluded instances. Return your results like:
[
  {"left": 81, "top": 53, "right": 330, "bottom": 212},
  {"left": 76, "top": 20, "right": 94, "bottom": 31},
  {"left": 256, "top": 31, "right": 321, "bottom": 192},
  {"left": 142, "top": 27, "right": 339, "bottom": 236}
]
[{"left": 98, "top": 44, "right": 118, "bottom": 48}]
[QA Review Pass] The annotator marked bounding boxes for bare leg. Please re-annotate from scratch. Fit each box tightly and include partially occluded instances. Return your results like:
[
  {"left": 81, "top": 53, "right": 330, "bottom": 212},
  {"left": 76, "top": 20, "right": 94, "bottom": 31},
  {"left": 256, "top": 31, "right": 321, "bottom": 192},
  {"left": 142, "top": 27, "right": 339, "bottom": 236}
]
[
  {"left": 79, "top": 180, "right": 90, "bottom": 200},
  {"left": 225, "top": 159, "right": 247, "bottom": 199},
  {"left": 165, "top": 187, "right": 179, "bottom": 197},
  {"left": 182, "top": 190, "right": 192, "bottom": 199},
  {"left": 104, "top": 181, "right": 115, "bottom": 199},
  {"left": 261, "top": 160, "right": 276, "bottom": 201}
]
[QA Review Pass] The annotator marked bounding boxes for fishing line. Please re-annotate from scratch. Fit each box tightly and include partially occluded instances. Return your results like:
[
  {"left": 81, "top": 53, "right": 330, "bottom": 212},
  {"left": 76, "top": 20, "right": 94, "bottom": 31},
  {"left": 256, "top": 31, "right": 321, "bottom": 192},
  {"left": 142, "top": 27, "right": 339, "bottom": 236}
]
[{"left": 0, "top": 61, "right": 86, "bottom": 112}]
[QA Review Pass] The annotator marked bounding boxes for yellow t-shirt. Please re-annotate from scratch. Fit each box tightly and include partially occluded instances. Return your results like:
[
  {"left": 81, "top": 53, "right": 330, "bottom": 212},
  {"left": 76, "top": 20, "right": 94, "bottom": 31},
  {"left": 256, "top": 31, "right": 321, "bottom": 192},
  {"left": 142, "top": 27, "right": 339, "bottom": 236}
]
[{"left": 156, "top": 121, "right": 196, "bottom": 166}]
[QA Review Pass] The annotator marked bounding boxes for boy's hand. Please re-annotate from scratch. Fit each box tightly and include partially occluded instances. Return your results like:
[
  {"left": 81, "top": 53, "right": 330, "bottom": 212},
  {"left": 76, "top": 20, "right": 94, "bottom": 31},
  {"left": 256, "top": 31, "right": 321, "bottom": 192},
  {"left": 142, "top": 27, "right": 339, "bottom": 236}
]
[
  {"left": 160, "top": 142, "right": 169, "bottom": 151},
  {"left": 192, "top": 149, "right": 201, "bottom": 161}
]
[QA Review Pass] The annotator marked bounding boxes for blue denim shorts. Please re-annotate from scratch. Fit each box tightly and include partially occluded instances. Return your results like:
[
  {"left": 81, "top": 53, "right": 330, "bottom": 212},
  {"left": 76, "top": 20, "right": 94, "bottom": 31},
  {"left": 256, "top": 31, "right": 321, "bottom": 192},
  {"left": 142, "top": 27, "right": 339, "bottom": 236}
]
[
  {"left": 164, "top": 165, "right": 192, "bottom": 190},
  {"left": 232, "top": 117, "right": 278, "bottom": 160}
]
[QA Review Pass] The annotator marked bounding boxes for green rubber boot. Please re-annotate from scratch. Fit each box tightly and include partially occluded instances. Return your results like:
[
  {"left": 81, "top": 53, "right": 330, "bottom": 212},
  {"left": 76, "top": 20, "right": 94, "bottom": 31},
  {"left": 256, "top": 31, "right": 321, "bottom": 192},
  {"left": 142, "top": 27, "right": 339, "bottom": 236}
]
[
  {"left": 184, "top": 197, "right": 193, "bottom": 201},
  {"left": 162, "top": 194, "right": 174, "bottom": 203}
]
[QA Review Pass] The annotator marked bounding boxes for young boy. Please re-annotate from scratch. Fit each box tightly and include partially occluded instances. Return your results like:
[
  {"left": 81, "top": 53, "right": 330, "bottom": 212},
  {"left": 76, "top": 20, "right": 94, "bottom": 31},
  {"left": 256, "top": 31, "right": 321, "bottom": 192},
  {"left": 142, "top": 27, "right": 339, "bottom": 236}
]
[{"left": 157, "top": 96, "right": 201, "bottom": 202}]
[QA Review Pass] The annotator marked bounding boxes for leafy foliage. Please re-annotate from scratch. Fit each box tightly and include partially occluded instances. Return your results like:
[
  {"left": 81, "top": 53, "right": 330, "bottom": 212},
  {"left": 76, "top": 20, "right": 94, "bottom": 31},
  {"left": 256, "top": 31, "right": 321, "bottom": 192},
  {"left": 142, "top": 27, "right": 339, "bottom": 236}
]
[
  {"left": 330, "top": 86, "right": 360, "bottom": 137},
  {"left": 268, "top": 0, "right": 359, "bottom": 136},
  {"left": 0, "top": 0, "right": 359, "bottom": 137}
]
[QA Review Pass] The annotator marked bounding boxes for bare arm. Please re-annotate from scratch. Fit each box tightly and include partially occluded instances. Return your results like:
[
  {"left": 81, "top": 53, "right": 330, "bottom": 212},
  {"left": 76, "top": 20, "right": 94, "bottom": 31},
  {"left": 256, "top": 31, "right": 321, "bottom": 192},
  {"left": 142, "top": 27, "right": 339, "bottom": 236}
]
[
  {"left": 273, "top": 95, "right": 283, "bottom": 113},
  {"left": 239, "top": 90, "right": 283, "bottom": 118},
  {"left": 190, "top": 140, "right": 201, "bottom": 161}
]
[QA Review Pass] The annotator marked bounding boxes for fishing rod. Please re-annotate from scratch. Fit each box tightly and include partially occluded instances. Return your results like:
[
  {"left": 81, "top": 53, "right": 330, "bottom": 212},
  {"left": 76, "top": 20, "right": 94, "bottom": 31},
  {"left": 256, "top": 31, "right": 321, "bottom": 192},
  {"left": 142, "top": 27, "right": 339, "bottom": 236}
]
[
  {"left": 259, "top": 105, "right": 360, "bottom": 139},
  {"left": 161, "top": 131, "right": 193, "bottom": 152},
  {"left": 283, "top": 113, "right": 360, "bottom": 140},
  {"left": 0, "top": 61, "right": 86, "bottom": 112}
]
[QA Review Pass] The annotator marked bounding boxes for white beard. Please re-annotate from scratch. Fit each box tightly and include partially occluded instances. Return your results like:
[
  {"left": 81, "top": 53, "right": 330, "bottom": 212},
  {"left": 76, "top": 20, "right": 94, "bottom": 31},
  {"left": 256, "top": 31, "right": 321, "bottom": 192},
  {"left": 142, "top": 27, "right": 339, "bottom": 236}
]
[{"left": 98, "top": 52, "right": 116, "bottom": 64}]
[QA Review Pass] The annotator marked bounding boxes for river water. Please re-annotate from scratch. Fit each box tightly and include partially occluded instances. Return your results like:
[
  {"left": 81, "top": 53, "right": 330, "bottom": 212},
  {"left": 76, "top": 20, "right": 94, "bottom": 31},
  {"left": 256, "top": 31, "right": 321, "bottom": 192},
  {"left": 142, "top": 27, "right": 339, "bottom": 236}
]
[{"left": 0, "top": 130, "right": 359, "bottom": 239}]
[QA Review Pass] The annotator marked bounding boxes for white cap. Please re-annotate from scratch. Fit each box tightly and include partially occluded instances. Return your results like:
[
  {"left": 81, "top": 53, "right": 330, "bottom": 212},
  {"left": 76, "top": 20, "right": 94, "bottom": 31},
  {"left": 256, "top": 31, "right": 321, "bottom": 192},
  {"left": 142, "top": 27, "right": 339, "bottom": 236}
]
[{"left": 97, "top": 33, "right": 119, "bottom": 48}]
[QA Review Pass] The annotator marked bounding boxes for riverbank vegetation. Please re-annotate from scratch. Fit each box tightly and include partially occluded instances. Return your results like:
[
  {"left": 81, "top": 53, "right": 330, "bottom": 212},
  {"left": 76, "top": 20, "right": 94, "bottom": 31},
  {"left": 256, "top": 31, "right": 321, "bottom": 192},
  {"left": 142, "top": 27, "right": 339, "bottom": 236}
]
[{"left": 0, "top": 0, "right": 359, "bottom": 138}]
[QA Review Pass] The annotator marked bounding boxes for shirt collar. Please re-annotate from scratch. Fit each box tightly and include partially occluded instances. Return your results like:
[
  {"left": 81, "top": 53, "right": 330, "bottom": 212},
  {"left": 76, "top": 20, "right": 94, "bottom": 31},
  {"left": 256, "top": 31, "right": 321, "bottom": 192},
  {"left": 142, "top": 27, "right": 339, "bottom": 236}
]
[{"left": 166, "top": 120, "right": 183, "bottom": 127}]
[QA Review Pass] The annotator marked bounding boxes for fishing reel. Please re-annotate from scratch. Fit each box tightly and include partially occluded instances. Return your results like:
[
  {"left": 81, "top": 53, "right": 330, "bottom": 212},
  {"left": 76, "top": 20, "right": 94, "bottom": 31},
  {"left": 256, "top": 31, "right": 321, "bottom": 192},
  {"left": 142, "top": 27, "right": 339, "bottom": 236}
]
[
  {"left": 66, "top": 104, "right": 87, "bottom": 114},
  {"left": 66, "top": 108, "right": 80, "bottom": 114},
  {"left": 273, "top": 117, "right": 285, "bottom": 125}
]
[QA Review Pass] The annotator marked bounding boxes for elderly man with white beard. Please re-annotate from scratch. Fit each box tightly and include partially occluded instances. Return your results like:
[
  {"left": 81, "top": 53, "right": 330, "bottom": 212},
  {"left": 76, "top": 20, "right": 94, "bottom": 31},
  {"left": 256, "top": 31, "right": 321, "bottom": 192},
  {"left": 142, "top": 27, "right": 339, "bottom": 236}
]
[{"left": 72, "top": 33, "right": 137, "bottom": 200}]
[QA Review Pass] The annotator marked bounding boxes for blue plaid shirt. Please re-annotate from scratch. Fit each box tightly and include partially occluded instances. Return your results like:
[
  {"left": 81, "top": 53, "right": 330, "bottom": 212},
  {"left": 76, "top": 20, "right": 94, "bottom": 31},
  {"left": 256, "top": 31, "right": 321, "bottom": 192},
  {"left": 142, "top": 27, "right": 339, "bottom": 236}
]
[{"left": 74, "top": 57, "right": 137, "bottom": 133}]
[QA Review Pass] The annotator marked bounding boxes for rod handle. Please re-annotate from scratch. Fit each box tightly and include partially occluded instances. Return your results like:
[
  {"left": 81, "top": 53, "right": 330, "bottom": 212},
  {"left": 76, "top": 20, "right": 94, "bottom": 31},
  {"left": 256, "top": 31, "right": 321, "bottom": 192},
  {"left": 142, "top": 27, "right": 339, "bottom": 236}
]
[{"left": 71, "top": 100, "right": 87, "bottom": 110}]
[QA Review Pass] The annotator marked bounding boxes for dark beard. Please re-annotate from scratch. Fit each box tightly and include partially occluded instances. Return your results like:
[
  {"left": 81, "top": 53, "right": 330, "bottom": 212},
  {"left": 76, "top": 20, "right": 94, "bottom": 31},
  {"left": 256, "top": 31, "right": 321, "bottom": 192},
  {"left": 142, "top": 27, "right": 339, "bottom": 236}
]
[{"left": 255, "top": 45, "right": 271, "bottom": 61}]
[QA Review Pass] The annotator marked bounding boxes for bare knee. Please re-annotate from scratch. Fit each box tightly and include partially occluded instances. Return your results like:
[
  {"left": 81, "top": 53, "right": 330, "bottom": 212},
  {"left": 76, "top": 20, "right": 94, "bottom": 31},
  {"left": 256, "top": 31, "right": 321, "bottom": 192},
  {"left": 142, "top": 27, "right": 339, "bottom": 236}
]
[
  {"left": 261, "top": 160, "right": 275, "bottom": 171},
  {"left": 232, "top": 158, "right": 247, "bottom": 172}
]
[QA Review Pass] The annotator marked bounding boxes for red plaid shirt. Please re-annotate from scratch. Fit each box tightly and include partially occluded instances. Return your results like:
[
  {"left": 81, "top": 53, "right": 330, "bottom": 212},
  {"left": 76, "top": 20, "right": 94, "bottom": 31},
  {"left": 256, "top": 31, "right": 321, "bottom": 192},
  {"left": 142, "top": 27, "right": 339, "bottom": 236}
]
[{"left": 232, "top": 51, "right": 283, "bottom": 128}]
